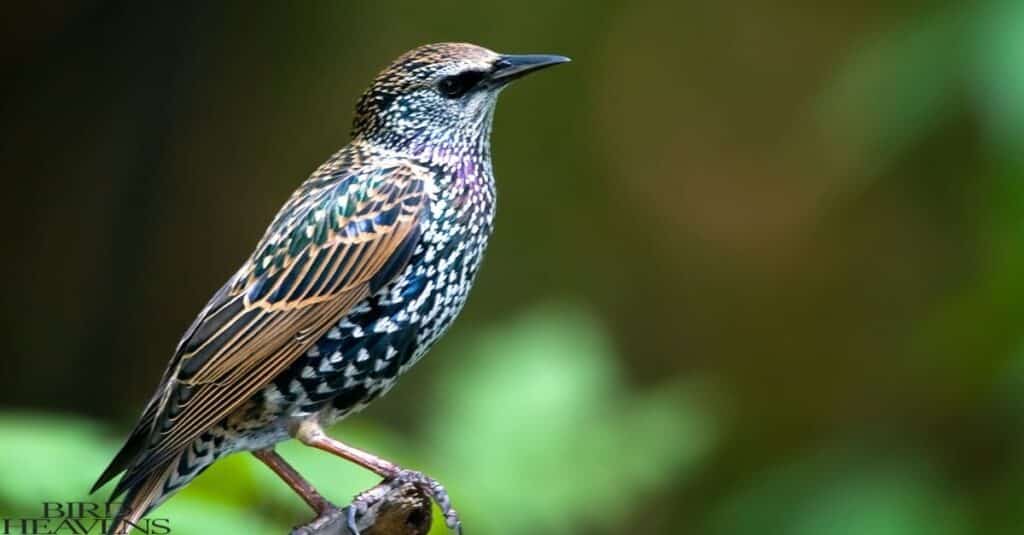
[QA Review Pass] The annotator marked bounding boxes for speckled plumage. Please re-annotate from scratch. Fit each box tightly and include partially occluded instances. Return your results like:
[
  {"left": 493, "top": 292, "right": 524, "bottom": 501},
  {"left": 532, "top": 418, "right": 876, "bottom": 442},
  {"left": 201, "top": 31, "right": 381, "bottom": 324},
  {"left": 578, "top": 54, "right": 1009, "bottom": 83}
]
[{"left": 93, "top": 43, "right": 568, "bottom": 533}]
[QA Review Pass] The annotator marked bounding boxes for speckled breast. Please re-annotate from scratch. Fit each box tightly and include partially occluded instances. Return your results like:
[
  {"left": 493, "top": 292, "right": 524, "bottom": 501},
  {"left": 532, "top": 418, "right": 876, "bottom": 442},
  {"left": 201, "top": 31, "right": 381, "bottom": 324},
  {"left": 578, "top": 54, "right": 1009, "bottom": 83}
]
[{"left": 260, "top": 159, "right": 496, "bottom": 428}]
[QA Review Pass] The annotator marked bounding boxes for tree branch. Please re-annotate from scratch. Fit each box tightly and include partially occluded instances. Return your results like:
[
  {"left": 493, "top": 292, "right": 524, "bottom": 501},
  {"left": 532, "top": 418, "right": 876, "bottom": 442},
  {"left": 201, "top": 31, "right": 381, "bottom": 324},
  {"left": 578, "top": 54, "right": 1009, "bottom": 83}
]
[{"left": 289, "top": 480, "right": 433, "bottom": 535}]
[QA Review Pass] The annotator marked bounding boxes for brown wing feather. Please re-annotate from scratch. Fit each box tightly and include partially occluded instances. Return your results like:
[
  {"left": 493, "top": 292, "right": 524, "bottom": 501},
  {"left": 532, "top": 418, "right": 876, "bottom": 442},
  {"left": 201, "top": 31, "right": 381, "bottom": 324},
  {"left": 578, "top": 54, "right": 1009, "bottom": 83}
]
[{"left": 103, "top": 158, "right": 429, "bottom": 495}]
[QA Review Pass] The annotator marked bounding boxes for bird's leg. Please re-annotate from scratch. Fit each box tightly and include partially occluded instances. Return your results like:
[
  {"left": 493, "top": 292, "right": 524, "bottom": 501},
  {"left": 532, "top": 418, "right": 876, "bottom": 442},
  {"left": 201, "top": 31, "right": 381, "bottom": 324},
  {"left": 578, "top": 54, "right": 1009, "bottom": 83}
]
[
  {"left": 293, "top": 419, "right": 400, "bottom": 476},
  {"left": 292, "top": 419, "right": 463, "bottom": 534},
  {"left": 252, "top": 448, "right": 342, "bottom": 522}
]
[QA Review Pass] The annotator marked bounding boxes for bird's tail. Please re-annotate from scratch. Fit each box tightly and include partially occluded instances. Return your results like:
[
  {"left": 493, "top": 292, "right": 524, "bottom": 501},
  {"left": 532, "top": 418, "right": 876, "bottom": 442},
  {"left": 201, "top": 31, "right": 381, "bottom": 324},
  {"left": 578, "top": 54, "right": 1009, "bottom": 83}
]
[
  {"left": 96, "top": 430, "right": 222, "bottom": 534},
  {"left": 105, "top": 445, "right": 219, "bottom": 535},
  {"left": 104, "top": 461, "right": 177, "bottom": 535}
]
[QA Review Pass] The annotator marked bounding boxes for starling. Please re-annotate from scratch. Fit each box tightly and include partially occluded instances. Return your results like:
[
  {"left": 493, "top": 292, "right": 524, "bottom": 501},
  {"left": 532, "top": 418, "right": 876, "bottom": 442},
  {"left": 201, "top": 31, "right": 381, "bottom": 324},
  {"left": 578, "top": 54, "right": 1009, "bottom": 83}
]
[{"left": 91, "top": 43, "right": 569, "bottom": 534}]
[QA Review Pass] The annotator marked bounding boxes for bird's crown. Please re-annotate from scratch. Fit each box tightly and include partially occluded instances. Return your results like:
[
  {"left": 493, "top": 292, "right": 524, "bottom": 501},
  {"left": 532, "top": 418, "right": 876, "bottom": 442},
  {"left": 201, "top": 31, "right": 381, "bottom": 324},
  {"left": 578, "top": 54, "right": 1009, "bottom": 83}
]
[
  {"left": 350, "top": 43, "right": 569, "bottom": 158},
  {"left": 351, "top": 43, "right": 500, "bottom": 141}
]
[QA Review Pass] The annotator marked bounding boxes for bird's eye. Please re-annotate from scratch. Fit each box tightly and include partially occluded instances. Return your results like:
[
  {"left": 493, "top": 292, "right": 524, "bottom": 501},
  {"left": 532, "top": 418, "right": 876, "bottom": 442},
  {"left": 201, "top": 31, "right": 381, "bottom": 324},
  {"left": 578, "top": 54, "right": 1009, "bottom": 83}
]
[{"left": 437, "top": 71, "right": 486, "bottom": 99}]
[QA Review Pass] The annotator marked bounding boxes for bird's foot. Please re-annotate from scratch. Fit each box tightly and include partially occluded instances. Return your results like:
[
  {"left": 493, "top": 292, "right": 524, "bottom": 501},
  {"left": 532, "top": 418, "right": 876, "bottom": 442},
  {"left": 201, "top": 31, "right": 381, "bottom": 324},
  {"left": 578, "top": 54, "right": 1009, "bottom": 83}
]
[
  {"left": 345, "top": 469, "right": 462, "bottom": 535},
  {"left": 393, "top": 469, "right": 462, "bottom": 534},
  {"left": 291, "top": 503, "right": 345, "bottom": 535}
]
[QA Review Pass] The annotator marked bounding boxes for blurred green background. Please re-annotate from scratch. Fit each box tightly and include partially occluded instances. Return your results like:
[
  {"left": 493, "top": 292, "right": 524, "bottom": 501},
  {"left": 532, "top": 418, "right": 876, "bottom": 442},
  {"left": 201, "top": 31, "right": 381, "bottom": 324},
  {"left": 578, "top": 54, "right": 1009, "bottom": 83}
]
[{"left": 3, "top": 1, "right": 1024, "bottom": 533}]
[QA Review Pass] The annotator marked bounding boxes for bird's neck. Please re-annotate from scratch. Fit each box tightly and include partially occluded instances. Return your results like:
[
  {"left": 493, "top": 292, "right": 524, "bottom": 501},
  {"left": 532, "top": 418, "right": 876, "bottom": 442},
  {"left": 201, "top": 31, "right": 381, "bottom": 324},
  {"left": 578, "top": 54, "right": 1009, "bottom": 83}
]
[
  {"left": 357, "top": 129, "right": 495, "bottom": 190},
  {"left": 354, "top": 104, "right": 498, "bottom": 185}
]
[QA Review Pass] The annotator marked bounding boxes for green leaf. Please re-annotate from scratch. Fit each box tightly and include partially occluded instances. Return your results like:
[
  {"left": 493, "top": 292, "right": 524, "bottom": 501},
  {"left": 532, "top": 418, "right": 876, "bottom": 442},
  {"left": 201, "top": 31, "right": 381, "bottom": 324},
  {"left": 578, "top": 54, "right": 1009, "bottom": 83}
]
[
  {"left": 707, "top": 451, "right": 969, "bottom": 535},
  {"left": 422, "top": 305, "right": 720, "bottom": 534},
  {"left": 815, "top": 6, "right": 973, "bottom": 181},
  {"left": 972, "top": 0, "right": 1024, "bottom": 159},
  {"left": 0, "top": 413, "right": 115, "bottom": 515}
]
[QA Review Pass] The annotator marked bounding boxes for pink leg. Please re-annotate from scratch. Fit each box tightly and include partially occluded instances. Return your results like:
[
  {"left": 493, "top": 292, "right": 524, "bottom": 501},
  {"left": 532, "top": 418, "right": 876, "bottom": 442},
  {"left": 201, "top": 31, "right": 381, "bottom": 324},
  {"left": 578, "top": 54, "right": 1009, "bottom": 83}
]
[
  {"left": 291, "top": 419, "right": 462, "bottom": 533},
  {"left": 292, "top": 419, "right": 399, "bottom": 477}
]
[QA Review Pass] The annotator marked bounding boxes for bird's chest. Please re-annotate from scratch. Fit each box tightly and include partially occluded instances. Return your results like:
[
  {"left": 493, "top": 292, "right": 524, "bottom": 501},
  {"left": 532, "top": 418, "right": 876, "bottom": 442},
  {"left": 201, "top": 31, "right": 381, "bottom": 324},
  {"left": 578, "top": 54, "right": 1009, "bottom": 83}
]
[
  {"left": 405, "top": 213, "right": 487, "bottom": 338},
  {"left": 274, "top": 178, "right": 495, "bottom": 420},
  {"left": 378, "top": 179, "right": 495, "bottom": 358}
]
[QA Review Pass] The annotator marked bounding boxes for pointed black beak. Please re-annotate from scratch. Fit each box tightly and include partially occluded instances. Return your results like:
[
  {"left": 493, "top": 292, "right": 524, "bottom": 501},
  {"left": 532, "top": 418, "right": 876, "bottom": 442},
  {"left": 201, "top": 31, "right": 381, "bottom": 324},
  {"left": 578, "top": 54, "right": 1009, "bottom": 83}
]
[{"left": 489, "top": 54, "right": 571, "bottom": 85}]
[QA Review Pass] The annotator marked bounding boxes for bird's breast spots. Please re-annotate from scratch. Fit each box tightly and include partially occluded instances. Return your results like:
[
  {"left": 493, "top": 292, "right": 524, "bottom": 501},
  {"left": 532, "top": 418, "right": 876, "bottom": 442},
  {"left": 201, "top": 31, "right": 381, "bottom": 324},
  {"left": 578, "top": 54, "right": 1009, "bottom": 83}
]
[{"left": 424, "top": 174, "right": 441, "bottom": 197}]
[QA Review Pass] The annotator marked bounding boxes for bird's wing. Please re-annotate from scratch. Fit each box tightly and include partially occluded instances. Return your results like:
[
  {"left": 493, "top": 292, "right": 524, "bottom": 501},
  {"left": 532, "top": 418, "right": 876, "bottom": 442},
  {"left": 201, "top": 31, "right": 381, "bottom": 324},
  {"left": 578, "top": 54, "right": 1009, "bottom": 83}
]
[{"left": 101, "top": 158, "right": 429, "bottom": 494}]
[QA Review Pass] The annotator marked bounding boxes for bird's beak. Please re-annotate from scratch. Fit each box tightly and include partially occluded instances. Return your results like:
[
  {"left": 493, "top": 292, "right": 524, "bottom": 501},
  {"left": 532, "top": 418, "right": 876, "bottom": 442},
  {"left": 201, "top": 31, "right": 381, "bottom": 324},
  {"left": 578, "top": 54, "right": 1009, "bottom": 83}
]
[{"left": 489, "top": 54, "right": 571, "bottom": 85}]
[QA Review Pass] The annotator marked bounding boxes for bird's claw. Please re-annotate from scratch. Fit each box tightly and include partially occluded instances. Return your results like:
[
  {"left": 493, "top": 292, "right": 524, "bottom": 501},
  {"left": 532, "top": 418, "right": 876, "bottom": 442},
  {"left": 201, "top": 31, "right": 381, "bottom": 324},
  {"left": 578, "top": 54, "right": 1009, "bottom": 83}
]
[
  {"left": 388, "top": 469, "right": 463, "bottom": 534},
  {"left": 342, "top": 469, "right": 462, "bottom": 535},
  {"left": 345, "top": 497, "right": 366, "bottom": 535}
]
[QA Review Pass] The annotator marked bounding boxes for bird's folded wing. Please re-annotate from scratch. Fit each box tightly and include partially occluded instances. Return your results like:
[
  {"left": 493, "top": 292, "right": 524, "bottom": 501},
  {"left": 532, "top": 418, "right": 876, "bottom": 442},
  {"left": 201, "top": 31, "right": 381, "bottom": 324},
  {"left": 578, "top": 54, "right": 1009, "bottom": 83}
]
[{"left": 111, "top": 161, "right": 429, "bottom": 491}]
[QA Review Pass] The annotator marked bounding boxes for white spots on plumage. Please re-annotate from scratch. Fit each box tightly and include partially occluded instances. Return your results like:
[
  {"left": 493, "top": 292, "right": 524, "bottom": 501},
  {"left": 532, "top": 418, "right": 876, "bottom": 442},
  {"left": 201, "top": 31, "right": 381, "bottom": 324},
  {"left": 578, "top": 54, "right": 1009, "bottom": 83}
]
[
  {"left": 301, "top": 366, "right": 316, "bottom": 379},
  {"left": 344, "top": 363, "right": 360, "bottom": 378},
  {"left": 329, "top": 351, "right": 344, "bottom": 364},
  {"left": 327, "top": 327, "right": 341, "bottom": 340},
  {"left": 318, "top": 357, "right": 337, "bottom": 373},
  {"left": 373, "top": 316, "right": 399, "bottom": 334},
  {"left": 263, "top": 385, "right": 285, "bottom": 405},
  {"left": 357, "top": 348, "right": 370, "bottom": 362}
]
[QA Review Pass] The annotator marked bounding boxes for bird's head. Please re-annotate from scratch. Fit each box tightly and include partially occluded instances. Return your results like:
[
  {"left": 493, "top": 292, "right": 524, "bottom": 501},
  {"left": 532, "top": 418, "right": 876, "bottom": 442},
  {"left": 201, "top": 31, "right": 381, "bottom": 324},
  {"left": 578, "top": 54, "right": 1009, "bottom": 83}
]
[{"left": 351, "top": 43, "right": 569, "bottom": 157}]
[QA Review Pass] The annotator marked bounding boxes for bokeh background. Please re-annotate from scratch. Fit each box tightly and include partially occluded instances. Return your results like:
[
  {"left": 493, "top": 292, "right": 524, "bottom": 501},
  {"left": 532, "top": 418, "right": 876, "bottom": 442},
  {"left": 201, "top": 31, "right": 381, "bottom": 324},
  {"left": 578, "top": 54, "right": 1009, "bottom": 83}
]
[{"left": 4, "top": 1, "right": 1024, "bottom": 533}]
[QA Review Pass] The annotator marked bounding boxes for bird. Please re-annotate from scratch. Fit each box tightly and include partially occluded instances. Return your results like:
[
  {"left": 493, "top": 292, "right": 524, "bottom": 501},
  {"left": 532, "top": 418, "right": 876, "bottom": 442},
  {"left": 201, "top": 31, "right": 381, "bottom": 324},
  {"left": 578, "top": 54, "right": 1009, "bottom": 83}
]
[{"left": 90, "top": 42, "right": 569, "bottom": 535}]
